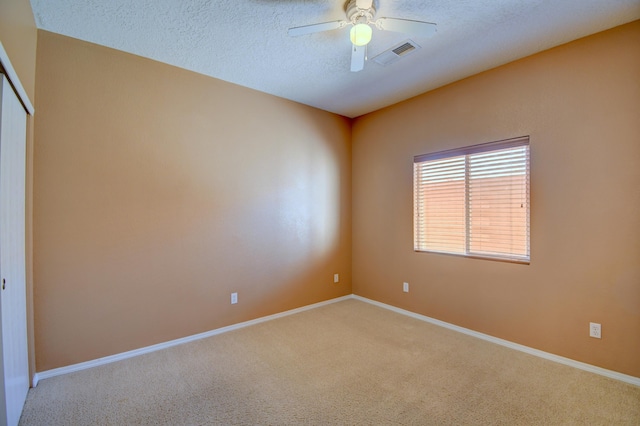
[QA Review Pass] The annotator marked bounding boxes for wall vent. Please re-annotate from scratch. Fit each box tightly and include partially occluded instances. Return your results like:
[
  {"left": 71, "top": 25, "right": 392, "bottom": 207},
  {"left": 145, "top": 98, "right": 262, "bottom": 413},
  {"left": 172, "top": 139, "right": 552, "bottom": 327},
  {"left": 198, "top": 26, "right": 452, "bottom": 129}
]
[{"left": 372, "top": 40, "right": 421, "bottom": 66}]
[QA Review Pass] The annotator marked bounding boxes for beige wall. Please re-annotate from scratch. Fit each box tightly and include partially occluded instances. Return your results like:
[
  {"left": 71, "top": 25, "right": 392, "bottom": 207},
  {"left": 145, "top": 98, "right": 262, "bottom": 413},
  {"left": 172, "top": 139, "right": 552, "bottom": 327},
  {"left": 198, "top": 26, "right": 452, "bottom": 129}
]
[
  {"left": 0, "top": 0, "right": 37, "bottom": 101},
  {"left": 352, "top": 21, "right": 640, "bottom": 377},
  {"left": 34, "top": 31, "right": 352, "bottom": 371},
  {"left": 0, "top": 0, "right": 37, "bottom": 382}
]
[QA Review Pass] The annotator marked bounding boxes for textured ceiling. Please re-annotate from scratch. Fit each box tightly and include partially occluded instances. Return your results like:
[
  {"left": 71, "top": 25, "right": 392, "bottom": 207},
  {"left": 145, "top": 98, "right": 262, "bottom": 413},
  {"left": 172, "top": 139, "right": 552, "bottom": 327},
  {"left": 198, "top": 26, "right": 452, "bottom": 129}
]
[{"left": 30, "top": 0, "right": 640, "bottom": 118}]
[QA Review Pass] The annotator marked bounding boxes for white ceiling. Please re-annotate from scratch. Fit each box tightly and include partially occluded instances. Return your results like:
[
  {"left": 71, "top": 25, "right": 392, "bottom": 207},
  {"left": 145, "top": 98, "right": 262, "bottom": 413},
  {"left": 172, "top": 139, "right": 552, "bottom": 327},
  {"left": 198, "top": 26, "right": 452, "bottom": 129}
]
[{"left": 29, "top": 0, "right": 640, "bottom": 118}]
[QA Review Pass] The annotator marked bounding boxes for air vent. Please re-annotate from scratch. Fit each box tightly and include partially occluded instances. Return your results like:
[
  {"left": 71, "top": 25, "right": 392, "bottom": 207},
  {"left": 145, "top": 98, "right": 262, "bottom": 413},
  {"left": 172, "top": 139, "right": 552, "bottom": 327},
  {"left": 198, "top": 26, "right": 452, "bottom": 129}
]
[
  {"left": 393, "top": 42, "right": 415, "bottom": 56},
  {"left": 372, "top": 40, "right": 421, "bottom": 66}
]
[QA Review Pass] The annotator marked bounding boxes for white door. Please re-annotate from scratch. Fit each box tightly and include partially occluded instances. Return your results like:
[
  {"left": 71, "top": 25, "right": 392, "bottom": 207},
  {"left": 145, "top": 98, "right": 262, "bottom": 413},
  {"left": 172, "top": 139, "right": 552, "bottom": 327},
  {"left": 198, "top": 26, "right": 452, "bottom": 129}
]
[{"left": 0, "top": 74, "right": 29, "bottom": 426}]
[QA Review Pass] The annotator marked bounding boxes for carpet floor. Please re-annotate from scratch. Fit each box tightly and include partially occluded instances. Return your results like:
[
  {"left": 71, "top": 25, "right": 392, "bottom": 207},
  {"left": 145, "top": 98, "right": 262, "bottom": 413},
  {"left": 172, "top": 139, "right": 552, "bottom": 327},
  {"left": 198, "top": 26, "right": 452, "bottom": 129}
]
[{"left": 19, "top": 299, "right": 640, "bottom": 425}]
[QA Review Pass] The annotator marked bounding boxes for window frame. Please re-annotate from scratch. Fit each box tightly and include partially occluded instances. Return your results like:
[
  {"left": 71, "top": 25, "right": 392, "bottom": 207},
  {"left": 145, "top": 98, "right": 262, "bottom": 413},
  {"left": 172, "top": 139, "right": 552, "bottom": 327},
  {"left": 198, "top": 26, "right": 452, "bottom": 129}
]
[{"left": 413, "top": 136, "right": 530, "bottom": 264}]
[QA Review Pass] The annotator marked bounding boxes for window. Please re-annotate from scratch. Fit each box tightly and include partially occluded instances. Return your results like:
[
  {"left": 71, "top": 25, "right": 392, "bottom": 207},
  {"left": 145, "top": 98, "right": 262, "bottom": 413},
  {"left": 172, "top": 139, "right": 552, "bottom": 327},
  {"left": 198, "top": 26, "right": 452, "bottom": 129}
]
[{"left": 413, "top": 136, "right": 530, "bottom": 263}]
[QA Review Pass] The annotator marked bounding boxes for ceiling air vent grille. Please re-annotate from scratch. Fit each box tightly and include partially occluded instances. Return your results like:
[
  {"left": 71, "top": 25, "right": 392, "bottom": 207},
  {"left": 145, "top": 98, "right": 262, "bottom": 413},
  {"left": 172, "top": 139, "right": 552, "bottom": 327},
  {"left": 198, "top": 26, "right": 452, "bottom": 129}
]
[
  {"left": 372, "top": 40, "right": 421, "bottom": 66},
  {"left": 393, "top": 42, "right": 415, "bottom": 55}
]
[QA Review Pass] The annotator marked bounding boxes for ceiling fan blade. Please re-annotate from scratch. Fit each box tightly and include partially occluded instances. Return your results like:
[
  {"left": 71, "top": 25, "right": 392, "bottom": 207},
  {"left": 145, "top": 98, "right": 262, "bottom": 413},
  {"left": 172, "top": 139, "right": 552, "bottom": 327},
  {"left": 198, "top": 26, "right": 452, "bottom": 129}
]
[
  {"left": 376, "top": 18, "right": 437, "bottom": 37},
  {"left": 288, "top": 20, "right": 346, "bottom": 37},
  {"left": 356, "top": 0, "right": 374, "bottom": 9},
  {"left": 350, "top": 44, "right": 366, "bottom": 72}
]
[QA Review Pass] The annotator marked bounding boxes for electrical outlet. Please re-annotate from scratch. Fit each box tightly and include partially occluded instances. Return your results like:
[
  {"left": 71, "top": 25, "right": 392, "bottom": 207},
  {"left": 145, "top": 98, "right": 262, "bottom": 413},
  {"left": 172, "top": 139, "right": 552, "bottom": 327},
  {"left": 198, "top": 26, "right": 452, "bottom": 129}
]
[
  {"left": 403, "top": 282, "right": 409, "bottom": 293},
  {"left": 589, "top": 322, "right": 601, "bottom": 339},
  {"left": 231, "top": 292, "right": 238, "bottom": 305},
  {"left": 334, "top": 274, "right": 339, "bottom": 283}
]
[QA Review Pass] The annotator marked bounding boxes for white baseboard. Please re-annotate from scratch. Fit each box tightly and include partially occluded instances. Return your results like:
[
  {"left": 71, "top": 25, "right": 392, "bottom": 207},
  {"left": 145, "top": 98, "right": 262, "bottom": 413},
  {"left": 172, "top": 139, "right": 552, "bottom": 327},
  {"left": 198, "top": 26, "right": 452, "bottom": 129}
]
[
  {"left": 32, "top": 295, "right": 352, "bottom": 387},
  {"left": 352, "top": 295, "right": 640, "bottom": 387},
  {"left": 33, "top": 293, "right": 640, "bottom": 388}
]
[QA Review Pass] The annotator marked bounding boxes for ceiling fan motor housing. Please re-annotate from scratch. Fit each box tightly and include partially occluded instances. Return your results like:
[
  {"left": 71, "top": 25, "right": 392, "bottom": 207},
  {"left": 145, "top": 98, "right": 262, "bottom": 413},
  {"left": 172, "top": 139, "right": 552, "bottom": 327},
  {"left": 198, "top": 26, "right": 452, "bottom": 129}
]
[{"left": 346, "top": 0, "right": 376, "bottom": 25}]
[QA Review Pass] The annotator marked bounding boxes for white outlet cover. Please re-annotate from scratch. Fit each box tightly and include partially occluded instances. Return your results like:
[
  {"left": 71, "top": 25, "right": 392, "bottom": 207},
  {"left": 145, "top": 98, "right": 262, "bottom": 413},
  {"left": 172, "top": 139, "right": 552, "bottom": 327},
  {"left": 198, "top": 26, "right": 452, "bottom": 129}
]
[
  {"left": 334, "top": 274, "right": 339, "bottom": 283},
  {"left": 231, "top": 292, "right": 238, "bottom": 304},
  {"left": 589, "top": 322, "right": 601, "bottom": 338},
  {"left": 403, "top": 282, "right": 409, "bottom": 293}
]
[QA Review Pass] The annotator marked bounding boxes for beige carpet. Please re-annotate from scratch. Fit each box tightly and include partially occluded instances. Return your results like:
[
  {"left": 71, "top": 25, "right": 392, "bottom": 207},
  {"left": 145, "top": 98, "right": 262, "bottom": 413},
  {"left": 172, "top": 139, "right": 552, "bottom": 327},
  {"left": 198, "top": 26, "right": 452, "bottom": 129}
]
[{"left": 20, "top": 299, "right": 640, "bottom": 425}]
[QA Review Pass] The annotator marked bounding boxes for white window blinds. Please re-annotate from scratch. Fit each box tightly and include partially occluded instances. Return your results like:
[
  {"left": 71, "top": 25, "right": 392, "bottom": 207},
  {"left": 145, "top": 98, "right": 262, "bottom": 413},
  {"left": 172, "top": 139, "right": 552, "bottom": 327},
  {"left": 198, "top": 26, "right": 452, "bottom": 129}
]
[{"left": 413, "top": 137, "right": 530, "bottom": 263}]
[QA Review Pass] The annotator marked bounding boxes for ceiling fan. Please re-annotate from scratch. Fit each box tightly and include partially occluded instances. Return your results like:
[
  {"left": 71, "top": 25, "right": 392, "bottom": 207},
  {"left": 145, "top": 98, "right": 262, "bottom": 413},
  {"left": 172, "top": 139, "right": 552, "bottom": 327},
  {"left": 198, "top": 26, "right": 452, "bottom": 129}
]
[{"left": 287, "top": 0, "right": 437, "bottom": 72}]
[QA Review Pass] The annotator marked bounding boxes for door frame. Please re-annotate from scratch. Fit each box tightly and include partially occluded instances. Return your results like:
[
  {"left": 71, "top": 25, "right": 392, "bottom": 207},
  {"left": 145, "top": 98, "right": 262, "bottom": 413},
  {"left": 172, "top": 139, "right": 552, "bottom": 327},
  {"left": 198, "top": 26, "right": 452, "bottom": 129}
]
[
  {"left": 0, "top": 41, "right": 35, "bottom": 398},
  {"left": 0, "top": 43, "right": 34, "bottom": 116}
]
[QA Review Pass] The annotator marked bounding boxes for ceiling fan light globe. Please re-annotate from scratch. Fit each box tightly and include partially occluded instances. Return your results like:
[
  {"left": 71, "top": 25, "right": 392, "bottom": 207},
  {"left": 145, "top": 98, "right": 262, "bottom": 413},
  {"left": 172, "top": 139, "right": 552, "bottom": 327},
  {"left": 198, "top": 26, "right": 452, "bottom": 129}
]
[{"left": 350, "top": 23, "right": 372, "bottom": 46}]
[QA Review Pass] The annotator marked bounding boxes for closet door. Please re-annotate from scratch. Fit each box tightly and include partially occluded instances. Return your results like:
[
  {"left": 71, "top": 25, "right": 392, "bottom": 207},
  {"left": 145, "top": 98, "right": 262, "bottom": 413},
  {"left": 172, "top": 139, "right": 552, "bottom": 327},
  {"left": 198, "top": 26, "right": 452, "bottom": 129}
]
[{"left": 0, "top": 74, "right": 29, "bottom": 426}]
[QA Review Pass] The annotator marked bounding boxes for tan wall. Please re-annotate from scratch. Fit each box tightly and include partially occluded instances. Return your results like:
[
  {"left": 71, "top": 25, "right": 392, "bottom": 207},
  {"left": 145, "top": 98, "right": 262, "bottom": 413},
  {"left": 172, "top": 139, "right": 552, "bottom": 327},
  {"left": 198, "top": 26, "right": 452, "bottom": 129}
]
[
  {"left": 34, "top": 31, "right": 352, "bottom": 371},
  {"left": 0, "top": 0, "right": 37, "bottom": 101},
  {"left": 0, "top": 0, "right": 37, "bottom": 382},
  {"left": 352, "top": 21, "right": 640, "bottom": 377}
]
